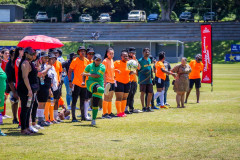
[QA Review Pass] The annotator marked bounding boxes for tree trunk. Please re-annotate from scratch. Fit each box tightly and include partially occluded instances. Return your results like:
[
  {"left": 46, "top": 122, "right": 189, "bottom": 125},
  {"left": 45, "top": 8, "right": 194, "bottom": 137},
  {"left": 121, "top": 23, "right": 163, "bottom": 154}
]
[
  {"left": 159, "top": 0, "right": 177, "bottom": 22},
  {"left": 61, "top": 0, "right": 65, "bottom": 22}
]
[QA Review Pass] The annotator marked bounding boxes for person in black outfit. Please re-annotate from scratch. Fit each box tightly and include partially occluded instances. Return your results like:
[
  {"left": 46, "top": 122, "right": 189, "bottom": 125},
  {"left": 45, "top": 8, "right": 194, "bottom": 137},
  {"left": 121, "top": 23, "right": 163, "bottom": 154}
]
[
  {"left": 17, "top": 47, "right": 39, "bottom": 135},
  {"left": 5, "top": 49, "right": 19, "bottom": 124}
]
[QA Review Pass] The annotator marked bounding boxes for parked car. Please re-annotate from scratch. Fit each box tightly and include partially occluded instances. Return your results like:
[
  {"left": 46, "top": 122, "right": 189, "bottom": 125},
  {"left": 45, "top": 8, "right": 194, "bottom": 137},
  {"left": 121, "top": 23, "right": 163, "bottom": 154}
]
[
  {"left": 203, "top": 12, "right": 216, "bottom": 22},
  {"left": 179, "top": 12, "right": 194, "bottom": 22},
  {"left": 128, "top": 10, "right": 146, "bottom": 21},
  {"left": 147, "top": 13, "right": 159, "bottom": 22},
  {"left": 35, "top": 11, "right": 48, "bottom": 22},
  {"left": 99, "top": 13, "right": 111, "bottom": 22},
  {"left": 79, "top": 14, "right": 93, "bottom": 22}
]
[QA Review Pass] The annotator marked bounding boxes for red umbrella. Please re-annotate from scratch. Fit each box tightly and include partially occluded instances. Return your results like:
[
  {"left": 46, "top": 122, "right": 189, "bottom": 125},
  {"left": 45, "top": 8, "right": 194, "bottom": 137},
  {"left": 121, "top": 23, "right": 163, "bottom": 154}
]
[{"left": 17, "top": 35, "right": 64, "bottom": 49}]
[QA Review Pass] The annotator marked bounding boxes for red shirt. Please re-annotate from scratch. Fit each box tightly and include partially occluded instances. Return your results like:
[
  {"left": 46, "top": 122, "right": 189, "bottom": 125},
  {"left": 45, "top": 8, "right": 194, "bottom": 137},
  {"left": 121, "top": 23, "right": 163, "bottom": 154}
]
[{"left": 1, "top": 59, "right": 8, "bottom": 71}]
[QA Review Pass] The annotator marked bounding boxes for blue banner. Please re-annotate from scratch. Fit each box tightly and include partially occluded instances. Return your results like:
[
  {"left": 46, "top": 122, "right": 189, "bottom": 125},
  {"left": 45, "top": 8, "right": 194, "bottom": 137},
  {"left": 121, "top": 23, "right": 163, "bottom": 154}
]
[
  {"left": 0, "top": 46, "right": 16, "bottom": 50},
  {"left": 231, "top": 44, "right": 240, "bottom": 52},
  {"left": 225, "top": 54, "right": 240, "bottom": 62}
]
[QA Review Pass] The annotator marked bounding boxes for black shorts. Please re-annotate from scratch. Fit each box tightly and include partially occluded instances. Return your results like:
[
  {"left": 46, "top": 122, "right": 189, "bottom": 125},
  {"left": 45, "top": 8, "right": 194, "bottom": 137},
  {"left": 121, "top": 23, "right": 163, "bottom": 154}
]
[
  {"left": 189, "top": 78, "right": 201, "bottom": 89},
  {"left": 108, "top": 83, "right": 115, "bottom": 92},
  {"left": 53, "top": 88, "right": 61, "bottom": 100},
  {"left": 86, "top": 90, "right": 92, "bottom": 99},
  {"left": 115, "top": 81, "right": 130, "bottom": 93},
  {"left": 155, "top": 77, "right": 165, "bottom": 89},
  {"left": 37, "top": 87, "right": 50, "bottom": 102},
  {"left": 140, "top": 84, "right": 153, "bottom": 93}
]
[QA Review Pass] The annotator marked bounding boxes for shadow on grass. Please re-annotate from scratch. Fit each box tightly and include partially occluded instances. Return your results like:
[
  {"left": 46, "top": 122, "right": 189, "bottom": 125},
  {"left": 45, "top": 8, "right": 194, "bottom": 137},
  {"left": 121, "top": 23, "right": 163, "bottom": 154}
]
[
  {"left": 110, "top": 140, "right": 123, "bottom": 142},
  {"left": 73, "top": 124, "right": 98, "bottom": 128},
  {"left": 6, "top": 131, "right": 44, "bottom": 136}
]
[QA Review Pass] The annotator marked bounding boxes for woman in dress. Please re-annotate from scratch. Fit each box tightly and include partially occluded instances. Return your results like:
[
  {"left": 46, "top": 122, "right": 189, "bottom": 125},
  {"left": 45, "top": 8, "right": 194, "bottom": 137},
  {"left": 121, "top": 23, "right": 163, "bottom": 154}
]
[{"left": 171, "top": 57, "right": 191, "bottom": 108}]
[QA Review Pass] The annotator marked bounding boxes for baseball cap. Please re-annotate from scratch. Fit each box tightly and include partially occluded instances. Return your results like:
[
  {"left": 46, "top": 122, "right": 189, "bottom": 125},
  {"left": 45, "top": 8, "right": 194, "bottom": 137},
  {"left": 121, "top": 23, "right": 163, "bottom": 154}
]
[
  {"left": 78, "top": 46, "right": 86, "bottom": 51},
  {"left": 87, "top": 48, "right": 95, "bottom": 54},
  {"left": 93, "top": 54, "right": 102, "bottom": 61},
  {"left": 48, "top": 53, "right": 57, "bottom": 59}
]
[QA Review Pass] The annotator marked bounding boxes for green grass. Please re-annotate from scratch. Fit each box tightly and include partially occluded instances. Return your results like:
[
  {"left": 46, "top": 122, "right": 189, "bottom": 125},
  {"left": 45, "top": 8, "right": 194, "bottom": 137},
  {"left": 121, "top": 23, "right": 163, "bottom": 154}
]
[{"left": 0, "top": 63, "right": 240, "bottom": 159}]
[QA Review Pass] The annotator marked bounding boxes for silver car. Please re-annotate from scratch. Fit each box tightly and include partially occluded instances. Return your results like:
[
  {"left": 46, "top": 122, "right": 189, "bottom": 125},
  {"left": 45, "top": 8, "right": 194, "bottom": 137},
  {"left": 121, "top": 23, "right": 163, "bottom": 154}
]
[
  {"left": 79, "top": 14, "right": 93, "bottom": 22},
  {"left": 35, "top": 11, "right": 48, "bottom": 22},
  {"left": 99, "top": 13, "right": 111, "bottom": 22}
]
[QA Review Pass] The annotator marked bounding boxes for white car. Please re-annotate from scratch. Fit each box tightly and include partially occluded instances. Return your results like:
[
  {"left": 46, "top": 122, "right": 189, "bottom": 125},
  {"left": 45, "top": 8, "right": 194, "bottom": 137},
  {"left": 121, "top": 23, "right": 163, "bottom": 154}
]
[
  {"left": 79, "top": 14, "right": 93, "bottom": 22},
  {"left": 128, "top": 10, "right": 146, "bottom": 21},
  {"left": 35, "top": 11, "right": 48, "bottom": 22},
  {"left": 99, "top": 13, "right": 111, "bottom": 22}
]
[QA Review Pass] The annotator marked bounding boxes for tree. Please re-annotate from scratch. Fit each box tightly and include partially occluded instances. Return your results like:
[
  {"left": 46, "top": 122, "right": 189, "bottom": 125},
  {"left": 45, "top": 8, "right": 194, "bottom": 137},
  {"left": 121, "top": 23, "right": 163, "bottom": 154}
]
[
  {"left": 159, "top": 0, "right": 177, "bottom": 21},
  {"left": 37, "top": 0, "right": 106, "bottom": 22}
]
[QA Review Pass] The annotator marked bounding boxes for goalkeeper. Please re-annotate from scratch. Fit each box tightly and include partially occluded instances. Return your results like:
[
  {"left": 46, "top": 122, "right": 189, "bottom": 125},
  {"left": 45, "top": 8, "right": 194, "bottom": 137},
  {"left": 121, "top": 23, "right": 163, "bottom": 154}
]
[{"left": 82, "top": 54, "right": 110, "bottom": 126}]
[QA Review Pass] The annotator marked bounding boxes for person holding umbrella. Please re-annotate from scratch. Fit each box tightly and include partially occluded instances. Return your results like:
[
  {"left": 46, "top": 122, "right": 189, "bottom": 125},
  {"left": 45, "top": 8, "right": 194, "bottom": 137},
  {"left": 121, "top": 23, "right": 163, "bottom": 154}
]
[{"left": 17, "top": 47, "right": 39, "bottom": 135}]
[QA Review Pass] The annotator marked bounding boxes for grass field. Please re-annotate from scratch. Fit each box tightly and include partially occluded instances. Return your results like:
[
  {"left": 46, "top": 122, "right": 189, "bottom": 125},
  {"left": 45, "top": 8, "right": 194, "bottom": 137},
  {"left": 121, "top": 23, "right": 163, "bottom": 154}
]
[{"left": 0, "top": 63, "right": 239, "bottom": 160}]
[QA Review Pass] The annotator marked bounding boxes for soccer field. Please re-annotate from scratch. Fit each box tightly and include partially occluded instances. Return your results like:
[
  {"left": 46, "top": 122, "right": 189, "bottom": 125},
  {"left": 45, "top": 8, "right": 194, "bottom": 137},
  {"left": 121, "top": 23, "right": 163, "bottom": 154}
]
[{"left": 0, "top": 63, "right": 240, "bottom": 160}]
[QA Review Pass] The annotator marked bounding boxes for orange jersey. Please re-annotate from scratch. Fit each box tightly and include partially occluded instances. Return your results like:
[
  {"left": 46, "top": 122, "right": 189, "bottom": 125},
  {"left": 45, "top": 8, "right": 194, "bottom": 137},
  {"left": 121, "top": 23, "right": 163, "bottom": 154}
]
[
  {"left": 189, "top": 60, "right": 204, "bottom": 79},
  {"left": 155, "top": 61, "right": 166, "bottom": 80},
  {"left": 102, "top": 58, "right": 115, "bottom": 83},
  {"left": 70, "top": 57, "right": 90, "bottom": 88},
  {"left": 53, "top": 60, "right": 63, "bottom": 83},
  {"left": 114, "top": 60, "right": 130, "bottom": 84}
]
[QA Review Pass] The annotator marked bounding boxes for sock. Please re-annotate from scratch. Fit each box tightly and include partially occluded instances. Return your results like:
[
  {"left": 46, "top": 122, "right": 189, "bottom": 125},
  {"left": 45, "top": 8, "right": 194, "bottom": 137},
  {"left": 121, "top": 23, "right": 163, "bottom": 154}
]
[
  {"left": 154, "top": 92, "right": 161, "bottom": 100},
  {"left": 125, "top": 105, "right": 129, "bottom": 111},
  {"left": 108, "top": 102, "right": 112, "bottom": 114},
  {"left": 18, "top": 107, "right": 21, "bottom": 125},
  {"left": 44, "top": 102, "right": 50, "bottom": 121},
  {"left": 49, "top": 104, "right": 54, "bottom": 121},
  {"left": 54, "top": 110, "right": 58, "bottom": 120},
  {"left": 102, "top": 101, "right": 108, "bottom": 115},
  {"left": 37, "top": 109, "right": 45, "bottom": 122},
  {"left": 160, "top": 91, "right": 165, "bottom": 106},
  {"left": 92, "top": 106, "right": 98, "bottom": 120},
  {"left": 115, "top": 101, "right": 121, "bottom": 114},
  {"left": 2, "top": 103, "right": 6, "bottom": 116},
  {"left": 84, "top": 101, "right": 89, "bottom": 118},
  {"left": 97, "top": 87, "right": 104, "bottom": 93},
  {"left": 121, "top": 100, "right": 127, "bottom": 113}
]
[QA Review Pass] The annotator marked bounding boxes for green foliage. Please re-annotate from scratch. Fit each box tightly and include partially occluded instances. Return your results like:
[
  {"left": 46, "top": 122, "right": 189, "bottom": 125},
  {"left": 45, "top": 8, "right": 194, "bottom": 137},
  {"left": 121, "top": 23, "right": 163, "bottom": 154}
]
[{"left": 184, "top": 40, "right": 240, "bottom": 63}]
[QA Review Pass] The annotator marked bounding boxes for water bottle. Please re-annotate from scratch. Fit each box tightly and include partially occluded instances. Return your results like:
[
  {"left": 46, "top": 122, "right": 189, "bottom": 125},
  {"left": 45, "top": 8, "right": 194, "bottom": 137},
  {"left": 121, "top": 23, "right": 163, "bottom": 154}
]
[
  {"left": 27, "top": 97, "right": 32, "bottom": 108},
  {"left": 50, "top": 96, "right": 54, "bottom": 107},
  {"left": 0, "top": 113, "right": 3, "bottom": 125},
  {"left": 40, "top": 77, "right": 44, "bottom": 85}
]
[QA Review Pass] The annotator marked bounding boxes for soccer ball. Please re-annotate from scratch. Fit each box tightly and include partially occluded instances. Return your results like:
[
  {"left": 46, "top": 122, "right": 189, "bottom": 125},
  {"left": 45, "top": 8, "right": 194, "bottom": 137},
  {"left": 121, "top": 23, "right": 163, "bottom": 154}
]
[{"left": 127, "top": 59, "right": 138, "bottom": 71}]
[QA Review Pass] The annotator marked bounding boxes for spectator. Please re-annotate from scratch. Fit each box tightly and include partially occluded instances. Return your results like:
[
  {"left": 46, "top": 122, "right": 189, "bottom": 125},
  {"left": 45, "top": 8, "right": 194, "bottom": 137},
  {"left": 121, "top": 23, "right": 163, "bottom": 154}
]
[{"left": 171, "top": 57, "right": 191, "bottom": 108}]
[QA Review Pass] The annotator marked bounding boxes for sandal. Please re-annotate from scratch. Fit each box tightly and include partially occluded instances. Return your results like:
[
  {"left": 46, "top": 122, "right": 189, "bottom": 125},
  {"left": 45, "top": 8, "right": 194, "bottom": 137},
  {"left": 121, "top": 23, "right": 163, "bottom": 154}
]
[{"left": 21, "top": 129, "right": 33, "bottom": 135}]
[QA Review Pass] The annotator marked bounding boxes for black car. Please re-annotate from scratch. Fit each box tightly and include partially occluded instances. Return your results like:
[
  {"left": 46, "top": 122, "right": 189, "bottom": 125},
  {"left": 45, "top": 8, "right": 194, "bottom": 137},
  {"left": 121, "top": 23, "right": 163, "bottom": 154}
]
[{"left": 179, "top": 12, "right": 194, "bottom": 22}]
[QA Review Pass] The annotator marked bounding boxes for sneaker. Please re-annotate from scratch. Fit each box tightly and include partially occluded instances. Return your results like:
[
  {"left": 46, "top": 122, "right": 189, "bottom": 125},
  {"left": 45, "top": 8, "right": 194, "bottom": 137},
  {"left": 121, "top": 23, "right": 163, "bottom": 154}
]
[
  {"left": 160, "top": 105, "right": 169, "bottom": 109},
  {"left": 85, "top": 117, "right": 92, "bottom": 121},
  {"left": 72, "top": 118, "right": 79, "bottom": 122},
  {"left": 124, "top": 110, "right": 132, "bottom": 114},
  {"left": 56, "top": 118, "right": 63, "bottom": 123},
  {"left": 67, "top": 105, "right": 71, "bottom": 110},
  {"left": 33, "top": 124, "right": 44, "bottom": 130},
  {"left": 117, "top": 113, "right": 122, "bottom": 117},
  {"left": 46, "top": 120, "right": 53, "bottom": 125},
  {"left": 156, "top": 103, "right": 161, "bottom": 106},
  {"left": 146, "top": 107, "right": 154, "bottom": 112},
  {"left": 132, "top": 109, "right": 143, "bottom": 113},
  {"left": 165, "top": 103, "right": 170, "bottom": 106},
  {"left": 109, "top": 113, "right": 117, "bottom": 118},
  {"left": 142, "top": 107, "right": 147, "bottom": 112},
  {"left": 51, "top": 120, "right": 60, "bottom": 124},
  {"left": 13, "top": 119, "right": 19, "bottom": 124},
  {"left": 102, "top": 114, "right": 112, "bottom": 119},
  {"left": 104, "top": 83, "right": 111, "bottom": 95},
  {"left": 2, "top": 116, "right": 6, "bottom": 120},
  {"left": 121, "top": 112, "right": 127, "bottom": 117},
  {"left": 91, "top": 120, "right": 96, "bottom": 126},
  {"left": 29, "top": 126, "right": 38, "bottom": 133},
  {"left": 38, "top": 121, "right": 50, "bottom": 127},
  {"left": 0, "top": 131, "right": 6, "bottom": 136},
  {"left": 151, "top": 106, "right": 159, "bottom": 110},
  {"left": 3, "top": 115, "right": 11, "bottom": 119}
]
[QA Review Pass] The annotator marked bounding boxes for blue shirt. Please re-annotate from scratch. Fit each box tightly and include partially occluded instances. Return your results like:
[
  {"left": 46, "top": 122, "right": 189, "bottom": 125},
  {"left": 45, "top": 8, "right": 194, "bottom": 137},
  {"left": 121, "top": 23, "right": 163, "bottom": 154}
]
[{"left": 138, "top": 57, "right": 152, "bottom": 84}]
